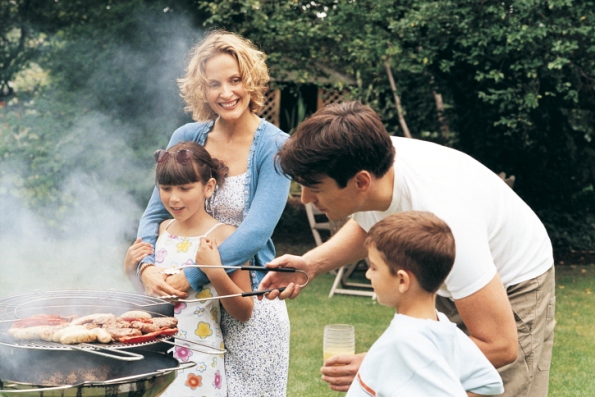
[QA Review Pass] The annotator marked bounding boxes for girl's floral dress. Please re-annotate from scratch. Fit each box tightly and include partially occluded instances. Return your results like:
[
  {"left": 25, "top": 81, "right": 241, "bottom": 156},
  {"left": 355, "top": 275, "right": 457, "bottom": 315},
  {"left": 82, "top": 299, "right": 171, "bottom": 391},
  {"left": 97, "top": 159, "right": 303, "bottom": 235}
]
[{"left": 155, "top": 221, "right": 226, "bottom": 397}]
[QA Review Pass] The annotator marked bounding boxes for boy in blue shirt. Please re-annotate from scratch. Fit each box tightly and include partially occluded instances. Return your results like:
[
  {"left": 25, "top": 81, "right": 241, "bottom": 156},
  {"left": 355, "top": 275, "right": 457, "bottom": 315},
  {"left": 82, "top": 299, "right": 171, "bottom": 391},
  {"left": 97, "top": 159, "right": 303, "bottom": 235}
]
[{"left": 347, "top": 211, "right": 504, "bottom": 397}]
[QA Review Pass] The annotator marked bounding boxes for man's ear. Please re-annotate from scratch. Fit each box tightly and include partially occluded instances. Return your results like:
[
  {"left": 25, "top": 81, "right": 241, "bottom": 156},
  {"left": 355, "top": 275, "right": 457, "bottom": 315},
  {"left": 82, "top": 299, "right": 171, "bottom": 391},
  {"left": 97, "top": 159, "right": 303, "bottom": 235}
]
[
  {"left": 353, "top": 171, "right": 372, "bottom": 192},
  {"left": 396, "top": 269, "right": 411, "bottom": 294}
]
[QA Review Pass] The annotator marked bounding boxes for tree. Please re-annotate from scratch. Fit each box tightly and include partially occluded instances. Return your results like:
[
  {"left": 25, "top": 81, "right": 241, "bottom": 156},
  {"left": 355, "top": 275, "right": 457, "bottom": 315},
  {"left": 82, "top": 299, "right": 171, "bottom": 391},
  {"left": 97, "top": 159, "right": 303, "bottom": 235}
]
[
  {"left": 194, "top": 0, "right": 595, "bottom": 248},
  {"left": 0, "top": 0, "right": 199, "bottom": 219},
  {"left": 0, "top": 0, "right": 115, "bottom": 98},
  {"left": 2, "top": 0, "right": 594, "bottom": 248}
]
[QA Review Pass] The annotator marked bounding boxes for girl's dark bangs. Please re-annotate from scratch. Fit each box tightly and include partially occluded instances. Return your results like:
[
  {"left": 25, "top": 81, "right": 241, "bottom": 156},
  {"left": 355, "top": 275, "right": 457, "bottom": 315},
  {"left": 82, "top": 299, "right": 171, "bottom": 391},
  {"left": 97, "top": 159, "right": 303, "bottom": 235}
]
[{"left": 156, "top": 163, "right": 200, "bottom": 185}]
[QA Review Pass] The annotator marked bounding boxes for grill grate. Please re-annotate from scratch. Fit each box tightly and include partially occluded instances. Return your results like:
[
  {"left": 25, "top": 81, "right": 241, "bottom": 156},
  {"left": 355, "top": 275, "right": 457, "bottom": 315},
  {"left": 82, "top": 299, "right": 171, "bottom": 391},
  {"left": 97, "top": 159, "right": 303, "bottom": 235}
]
[
  {"left": 0, "top": 290, "right": 174, "bottom": 351},
  {"left": 0, "top": 334, "right": 173, "bottom": 351}
]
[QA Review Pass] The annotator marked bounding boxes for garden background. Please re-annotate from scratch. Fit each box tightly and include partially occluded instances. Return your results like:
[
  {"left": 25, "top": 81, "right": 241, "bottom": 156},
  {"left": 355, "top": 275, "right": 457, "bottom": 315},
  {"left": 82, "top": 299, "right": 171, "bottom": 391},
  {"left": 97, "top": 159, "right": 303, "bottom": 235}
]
[{"left": 1, "top": 1, "right": 594, "bottom": 395}]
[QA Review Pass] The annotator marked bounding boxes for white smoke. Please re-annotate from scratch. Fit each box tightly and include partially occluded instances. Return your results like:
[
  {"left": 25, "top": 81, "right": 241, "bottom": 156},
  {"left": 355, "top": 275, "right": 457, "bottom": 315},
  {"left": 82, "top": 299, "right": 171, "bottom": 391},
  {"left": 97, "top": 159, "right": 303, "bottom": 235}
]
[
  {"left": 0, "top": 9, "right": 201, "bottom": 298},
  {"left": 0, "top": 115, "right": 149, "bottom": 295}
]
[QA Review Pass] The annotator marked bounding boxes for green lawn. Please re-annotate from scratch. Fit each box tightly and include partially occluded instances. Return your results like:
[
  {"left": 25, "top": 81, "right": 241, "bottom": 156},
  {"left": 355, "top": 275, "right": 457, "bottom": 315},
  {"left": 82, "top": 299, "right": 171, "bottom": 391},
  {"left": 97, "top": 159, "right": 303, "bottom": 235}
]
[
  {"left": 286, "top": 272, "right": 393, "bottom": 396},
  {"left": 548, "top": 264, "right": 595, "bottom": 396},
  {"left": 281, "top": 247, "right": 595, "bottom": 396},
  {"left": 1, "top": 235, "right": 594, "bottom": 396}
]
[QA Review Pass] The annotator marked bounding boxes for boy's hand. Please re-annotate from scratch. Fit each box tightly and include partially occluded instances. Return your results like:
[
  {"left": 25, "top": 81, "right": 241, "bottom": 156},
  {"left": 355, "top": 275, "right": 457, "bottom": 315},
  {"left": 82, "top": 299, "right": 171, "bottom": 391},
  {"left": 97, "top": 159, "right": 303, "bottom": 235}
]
[
  {"left": 124, "top": 238, "right": 153, "bottom": 275},
  {"left": 320, "top": 353, "right": 366, "bottom": 392}
]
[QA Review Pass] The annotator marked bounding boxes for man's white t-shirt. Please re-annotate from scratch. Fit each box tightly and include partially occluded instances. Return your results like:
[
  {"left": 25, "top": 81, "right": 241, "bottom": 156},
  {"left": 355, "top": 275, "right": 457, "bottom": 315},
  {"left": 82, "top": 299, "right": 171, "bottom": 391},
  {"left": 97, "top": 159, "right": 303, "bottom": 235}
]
[
  {"left": 346, "top": 312, "right": 504, "bottom": 397},
  {"left": 352, "top": 137, "right": 553, "bottom": 299}
]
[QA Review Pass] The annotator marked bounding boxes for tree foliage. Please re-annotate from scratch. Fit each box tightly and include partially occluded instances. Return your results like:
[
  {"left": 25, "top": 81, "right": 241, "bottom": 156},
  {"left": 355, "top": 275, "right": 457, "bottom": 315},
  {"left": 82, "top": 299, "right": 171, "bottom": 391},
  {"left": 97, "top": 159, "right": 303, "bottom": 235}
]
[
  {"left": 0, "top": 0, "right": 114, "bottom": 97},
  {"left": 0, "top": 0, "right": 198, "bottom": 229},
  {"left": 193, "top": 0, "right": 595, "bottom": 248},
  {"left": 1, "top": 0, "right": 594, "bottom": 248}
]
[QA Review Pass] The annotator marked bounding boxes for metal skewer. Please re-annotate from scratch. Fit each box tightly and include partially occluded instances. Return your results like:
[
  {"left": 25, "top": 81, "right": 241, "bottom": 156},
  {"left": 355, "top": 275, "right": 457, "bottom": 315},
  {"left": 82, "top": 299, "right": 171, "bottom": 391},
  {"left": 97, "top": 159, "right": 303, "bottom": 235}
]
[{"left": 159, "top": 265, "right": 309, "bottom": 303}]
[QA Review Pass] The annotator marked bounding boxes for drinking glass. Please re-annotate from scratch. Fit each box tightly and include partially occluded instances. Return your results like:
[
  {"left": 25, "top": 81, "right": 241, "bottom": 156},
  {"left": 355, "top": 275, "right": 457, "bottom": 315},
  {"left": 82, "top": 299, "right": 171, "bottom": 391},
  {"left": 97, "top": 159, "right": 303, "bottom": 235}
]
[{"left": 323, "top": 324, "right": 355, "bottom": 362}]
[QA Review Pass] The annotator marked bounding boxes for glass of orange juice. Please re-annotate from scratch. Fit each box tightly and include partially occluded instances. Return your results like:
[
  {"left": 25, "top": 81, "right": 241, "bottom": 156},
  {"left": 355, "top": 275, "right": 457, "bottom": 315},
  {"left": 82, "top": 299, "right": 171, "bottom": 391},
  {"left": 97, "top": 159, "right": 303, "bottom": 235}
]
[{"left": 323, "top": 324, "right": 355, "bottom": 362}]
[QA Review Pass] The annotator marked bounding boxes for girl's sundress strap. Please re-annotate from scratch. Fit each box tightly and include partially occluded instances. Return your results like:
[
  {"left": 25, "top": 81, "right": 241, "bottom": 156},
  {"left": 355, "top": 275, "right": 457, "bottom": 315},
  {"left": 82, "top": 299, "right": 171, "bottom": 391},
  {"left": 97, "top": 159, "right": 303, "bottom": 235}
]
[
  {"left": 164, "top": 219, "right": 176, "bottom": 231},
  {"left": 199, "top": 222, "right": 225, "bottom": 238}
]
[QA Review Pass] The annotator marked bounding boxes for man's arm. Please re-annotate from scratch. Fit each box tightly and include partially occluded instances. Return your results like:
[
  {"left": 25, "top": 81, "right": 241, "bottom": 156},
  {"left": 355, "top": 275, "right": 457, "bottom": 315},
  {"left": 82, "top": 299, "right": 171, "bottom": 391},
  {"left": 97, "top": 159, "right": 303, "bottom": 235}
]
[
  {"left": 455, "top": 273, "right": 518, "bottom": 368},
  {"left": 304, "top": 219, "right": 369, "bottom": 278}
]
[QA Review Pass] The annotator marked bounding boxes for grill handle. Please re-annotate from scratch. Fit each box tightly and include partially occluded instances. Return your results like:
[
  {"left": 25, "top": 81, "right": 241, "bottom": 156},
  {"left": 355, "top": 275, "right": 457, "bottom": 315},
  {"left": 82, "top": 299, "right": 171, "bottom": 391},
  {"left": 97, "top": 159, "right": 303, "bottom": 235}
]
[{"left": 159, "top": 336, "right": 227, "bottom": 355}]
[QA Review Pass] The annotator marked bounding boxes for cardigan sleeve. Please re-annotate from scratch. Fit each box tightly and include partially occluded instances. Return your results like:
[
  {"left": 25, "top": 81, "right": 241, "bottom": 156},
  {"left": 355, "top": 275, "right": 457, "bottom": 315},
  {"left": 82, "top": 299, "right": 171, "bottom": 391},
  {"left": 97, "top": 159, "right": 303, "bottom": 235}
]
[{"left": 183, "top": 129, "right": 290, "bottom": 290}]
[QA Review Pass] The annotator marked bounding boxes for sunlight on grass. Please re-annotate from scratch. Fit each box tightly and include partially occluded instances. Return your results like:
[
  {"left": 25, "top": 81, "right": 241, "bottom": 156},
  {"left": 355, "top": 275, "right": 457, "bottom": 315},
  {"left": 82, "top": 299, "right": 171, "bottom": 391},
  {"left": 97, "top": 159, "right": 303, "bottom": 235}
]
[
  {"left": 550, "top": 265, "right": 595, "bottom": 396},
  {"left": 286, "top": 272, "right": 394, "bottom": 396},
  {"left": 285, "top": 264, "right": 595, "bottom": 396},
  {"left": 1, "top": 231, "right": 593, "bottom": 397}
]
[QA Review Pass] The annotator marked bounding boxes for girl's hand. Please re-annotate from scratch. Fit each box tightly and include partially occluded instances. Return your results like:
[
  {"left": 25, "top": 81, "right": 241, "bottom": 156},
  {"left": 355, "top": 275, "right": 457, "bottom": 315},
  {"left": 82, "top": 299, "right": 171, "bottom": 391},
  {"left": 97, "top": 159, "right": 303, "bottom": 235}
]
[
  {"left": 195, "top": 238, "right": 225, "bottom": 278},
  {"left": 141, "top": 266, "right": 188, "bottom": 299},
  {"left": 196, "top": 237, "right": 254, "bottom": 322},
  {"left": 124, "top": 238, "right": 153, "bottom": 276},
  {"left": 166, "top": 272, "right": 191, "bottom": 292}
]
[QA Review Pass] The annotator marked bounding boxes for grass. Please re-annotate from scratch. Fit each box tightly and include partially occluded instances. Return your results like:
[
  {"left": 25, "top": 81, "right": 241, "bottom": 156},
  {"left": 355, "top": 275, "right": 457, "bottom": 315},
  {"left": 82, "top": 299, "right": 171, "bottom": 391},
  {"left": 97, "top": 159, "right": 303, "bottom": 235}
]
[
  {"left": 276, "top": 238, "right": 595, "bottom": 396},
  {"left": 285, "top": 272, "right": 394, "bottom": 396},
  {"left": 1, "top": 231, "right": 594, "bottom": 396},
  {"left": 549, "top": 264, "right": 595, "bottom": 396}
]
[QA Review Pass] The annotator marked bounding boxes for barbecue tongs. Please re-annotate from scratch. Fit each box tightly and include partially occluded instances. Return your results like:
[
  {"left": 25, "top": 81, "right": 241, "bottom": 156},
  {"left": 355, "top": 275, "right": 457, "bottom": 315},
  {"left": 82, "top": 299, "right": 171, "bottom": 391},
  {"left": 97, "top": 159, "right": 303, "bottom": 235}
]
[{"left": 159, "top": 265, "right": 309, "bottom": 303}]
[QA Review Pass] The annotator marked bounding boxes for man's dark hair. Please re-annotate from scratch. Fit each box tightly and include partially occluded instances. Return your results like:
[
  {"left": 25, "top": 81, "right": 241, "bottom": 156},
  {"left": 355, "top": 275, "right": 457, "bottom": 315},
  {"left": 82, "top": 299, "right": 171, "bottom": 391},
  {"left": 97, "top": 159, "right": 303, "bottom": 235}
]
[{"left": 276, "top": 101, "right": 395, "bottom": 187}]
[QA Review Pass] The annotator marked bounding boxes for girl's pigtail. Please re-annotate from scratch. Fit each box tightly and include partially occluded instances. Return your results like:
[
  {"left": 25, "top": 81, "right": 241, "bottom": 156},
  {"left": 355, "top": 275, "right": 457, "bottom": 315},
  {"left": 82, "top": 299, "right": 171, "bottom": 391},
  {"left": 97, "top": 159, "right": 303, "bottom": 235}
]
[{"left": 210, "top": 158, "right": 229, "bottom": 188}]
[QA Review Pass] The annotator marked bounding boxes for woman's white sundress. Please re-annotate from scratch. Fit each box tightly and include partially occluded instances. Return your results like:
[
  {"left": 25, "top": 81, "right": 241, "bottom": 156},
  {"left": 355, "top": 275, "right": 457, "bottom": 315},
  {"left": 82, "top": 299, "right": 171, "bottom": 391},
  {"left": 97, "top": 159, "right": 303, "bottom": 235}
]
[
  {"left": 208, "top": 173, "right": 290, "bottom": 397},
  {"left": 155, "top": 221, "right": 227, "bottom": 397}
]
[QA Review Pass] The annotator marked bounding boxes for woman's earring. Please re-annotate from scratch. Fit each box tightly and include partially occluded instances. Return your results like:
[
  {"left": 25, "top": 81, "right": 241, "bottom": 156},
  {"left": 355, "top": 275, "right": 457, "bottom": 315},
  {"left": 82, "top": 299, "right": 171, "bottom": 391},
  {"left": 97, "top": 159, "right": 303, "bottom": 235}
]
[
  {"left": 206, "top": 187, "right": 216, "bottom": 214},
  {"left": 205, "top": 196, "right": 213, "bottom": 214}
]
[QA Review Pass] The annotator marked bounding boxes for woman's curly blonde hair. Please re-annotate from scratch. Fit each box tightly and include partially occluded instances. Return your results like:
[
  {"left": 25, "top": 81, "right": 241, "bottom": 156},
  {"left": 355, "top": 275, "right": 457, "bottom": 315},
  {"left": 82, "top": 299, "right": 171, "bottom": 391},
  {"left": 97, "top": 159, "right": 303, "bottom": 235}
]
[{"left": 178, "top": 30, "right": 270, "bottom": 121}]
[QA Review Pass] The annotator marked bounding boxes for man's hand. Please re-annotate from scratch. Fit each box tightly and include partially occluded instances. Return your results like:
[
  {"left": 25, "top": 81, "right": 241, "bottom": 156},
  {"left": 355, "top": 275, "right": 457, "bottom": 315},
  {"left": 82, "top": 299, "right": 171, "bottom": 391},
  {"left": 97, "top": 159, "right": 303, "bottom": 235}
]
[
  {"left": 258, "top": 254, "right": 311, "bottom": 300},
  {"left": 320, "top": 353, "right": 366, "bottom": 392}
]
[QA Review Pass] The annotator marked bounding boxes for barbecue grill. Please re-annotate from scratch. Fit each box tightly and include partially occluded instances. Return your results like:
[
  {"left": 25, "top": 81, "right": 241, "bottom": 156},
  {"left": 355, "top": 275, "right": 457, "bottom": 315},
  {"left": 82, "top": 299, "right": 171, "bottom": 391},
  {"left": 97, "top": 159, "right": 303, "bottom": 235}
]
[
  {"left": 0, "top": 290, "right": 178, "bottom": 357},
  {"left": 0, "top": 347, "right": 195, "bottom": 397},
  {"left": 0, "top": 290, "right": 206, "bottom": 397}
]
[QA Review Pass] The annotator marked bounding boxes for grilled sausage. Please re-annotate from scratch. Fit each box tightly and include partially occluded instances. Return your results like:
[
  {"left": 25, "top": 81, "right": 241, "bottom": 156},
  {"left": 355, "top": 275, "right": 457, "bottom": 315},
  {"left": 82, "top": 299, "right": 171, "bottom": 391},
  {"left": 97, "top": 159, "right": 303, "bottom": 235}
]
[
  {"left": 91, "top": 327, "right": 112, "bottom": 343},
  {"left": 119, "top": 310, "right": 152, "bottom": 319},
  {"left": 71, "top": 313, "right": 116, "bottom": 326},
  {"left": 58, "top": 326, "right": 98, "bottom": 344}
]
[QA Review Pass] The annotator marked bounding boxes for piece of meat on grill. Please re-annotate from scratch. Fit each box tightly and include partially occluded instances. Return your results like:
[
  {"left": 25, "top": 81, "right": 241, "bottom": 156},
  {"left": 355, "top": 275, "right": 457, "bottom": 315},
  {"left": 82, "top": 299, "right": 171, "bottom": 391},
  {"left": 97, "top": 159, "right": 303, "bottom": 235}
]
[
  {"left": 91, "top": 327, "right": 112, "bottom": 343},
  {"left": 101, "top": 318, "right": 135, "bottom": 329},
  {"left": 150, "top": 317, "right": 178, "bottom": 328},
  {"left": 71, "top": 313, "right": 116, "bottom": 326},
  {"left": 104, "top": 327, "right": 142, "bottom": 340},
  {"left": 119, "top": 310, "right": 152, "bottom": 319},
  {"left": 9, "top": 325, "right": 51, "bottom": 340},
  {"left": 39, "top": 324, "right": 70, "bottom": 341},
  {"left": 59, "top": 326, "right": 98, "bottom": 345},
  {"left": 128, "top": 317, "right": 178, "bottom": 333}
]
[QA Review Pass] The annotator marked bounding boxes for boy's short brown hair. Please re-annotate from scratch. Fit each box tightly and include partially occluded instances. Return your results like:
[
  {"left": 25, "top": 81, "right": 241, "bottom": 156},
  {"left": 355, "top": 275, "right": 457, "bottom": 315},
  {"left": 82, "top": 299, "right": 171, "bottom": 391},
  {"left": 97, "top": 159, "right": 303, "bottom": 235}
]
[
  {"left": 365, "top": 211, "right": 456, "bottom": 293},
  {"left": 276, "top": 101, "right": 395, "bottom": 188}
]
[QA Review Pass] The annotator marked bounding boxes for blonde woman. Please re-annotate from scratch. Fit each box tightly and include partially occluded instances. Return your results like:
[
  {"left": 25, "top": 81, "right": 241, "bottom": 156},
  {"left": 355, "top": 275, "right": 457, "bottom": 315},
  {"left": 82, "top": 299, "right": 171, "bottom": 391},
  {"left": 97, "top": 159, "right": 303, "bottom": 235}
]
[{"left": 128, "top": 30, "right": 290, "bottom": 396}]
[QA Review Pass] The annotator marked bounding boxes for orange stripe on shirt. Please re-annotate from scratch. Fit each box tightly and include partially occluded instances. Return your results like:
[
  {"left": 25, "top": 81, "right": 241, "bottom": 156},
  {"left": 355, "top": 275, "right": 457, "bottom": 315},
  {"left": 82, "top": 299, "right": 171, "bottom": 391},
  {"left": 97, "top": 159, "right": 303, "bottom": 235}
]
[{"left": 357, "top": 373, "right": 376, "bottom": 396}]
